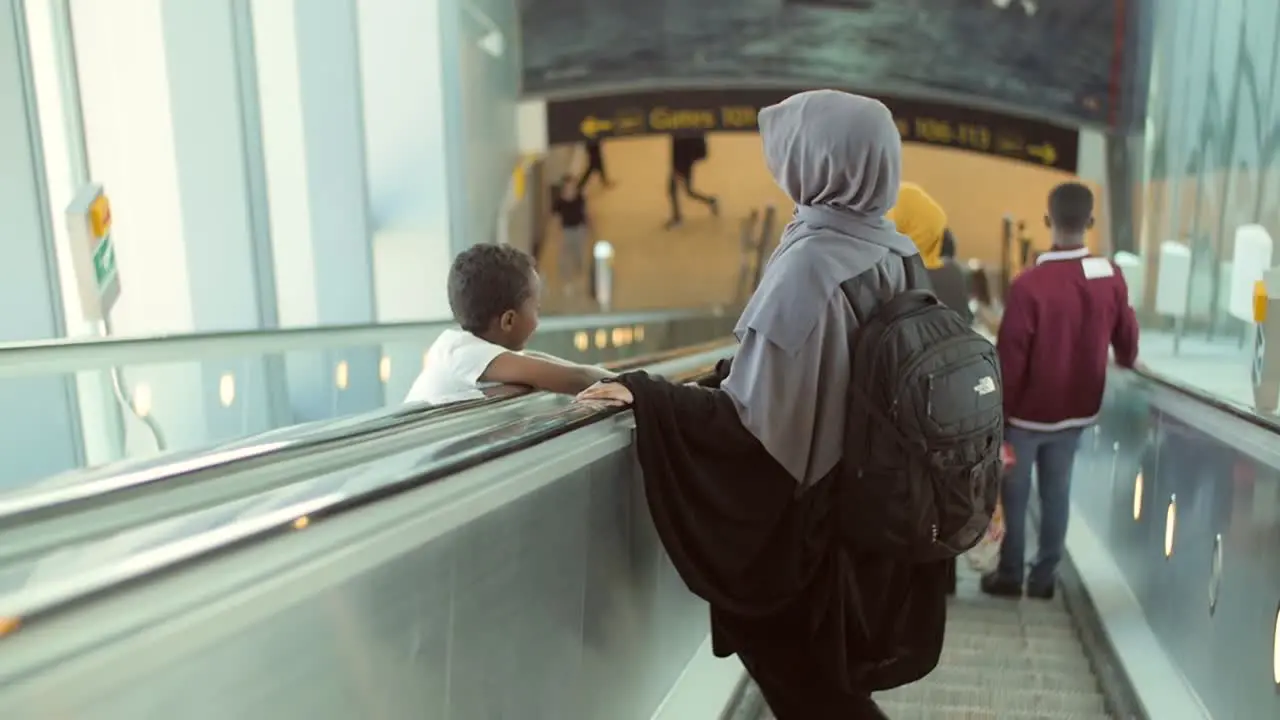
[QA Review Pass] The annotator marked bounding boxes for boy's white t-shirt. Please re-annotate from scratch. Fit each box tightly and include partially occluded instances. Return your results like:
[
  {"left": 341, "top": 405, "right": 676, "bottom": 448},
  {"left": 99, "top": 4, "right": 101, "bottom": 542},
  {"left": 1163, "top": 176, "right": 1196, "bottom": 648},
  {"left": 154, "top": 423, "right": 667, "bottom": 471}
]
[{"left": 404, "top": 328, "right": 511, "bottom": 405}]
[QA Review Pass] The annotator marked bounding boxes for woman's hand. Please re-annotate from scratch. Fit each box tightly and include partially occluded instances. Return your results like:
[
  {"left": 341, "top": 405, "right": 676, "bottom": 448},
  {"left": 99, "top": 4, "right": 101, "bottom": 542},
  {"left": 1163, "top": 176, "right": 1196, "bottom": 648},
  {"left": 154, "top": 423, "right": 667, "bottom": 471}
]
[{"left": 576, "top": 381, "right": 634, "bottom": 406}]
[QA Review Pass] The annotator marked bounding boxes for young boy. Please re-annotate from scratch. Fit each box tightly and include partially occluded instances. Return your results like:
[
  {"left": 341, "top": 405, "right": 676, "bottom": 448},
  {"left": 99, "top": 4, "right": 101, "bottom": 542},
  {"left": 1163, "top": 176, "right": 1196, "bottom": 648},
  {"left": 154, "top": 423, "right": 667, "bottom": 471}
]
[
  {"left": 405, "top": 244, "right": 615, "bottom": 404},
  {"left": 981, "top": 182, "right": 1139, "bottom": 600}
]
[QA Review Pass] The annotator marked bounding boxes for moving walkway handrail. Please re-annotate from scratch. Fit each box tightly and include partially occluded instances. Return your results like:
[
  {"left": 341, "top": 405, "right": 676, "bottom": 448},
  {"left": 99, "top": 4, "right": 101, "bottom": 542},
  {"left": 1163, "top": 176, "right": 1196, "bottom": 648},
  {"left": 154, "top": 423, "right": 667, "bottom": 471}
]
[
  {"left": 1127, "top": 363, "right": 1280, "bottom": 434},
  {"left": 0, "top": 388, "right": 525, "bottom": 522},
  {"left": 0, "top": 308, "right": 721, "bottom": 378},
  {"left": 0, "top": 343, "right": 735, "bottom": 634},
  {"left": 0, "top": 338, "right": 734, "bottom": 525}
]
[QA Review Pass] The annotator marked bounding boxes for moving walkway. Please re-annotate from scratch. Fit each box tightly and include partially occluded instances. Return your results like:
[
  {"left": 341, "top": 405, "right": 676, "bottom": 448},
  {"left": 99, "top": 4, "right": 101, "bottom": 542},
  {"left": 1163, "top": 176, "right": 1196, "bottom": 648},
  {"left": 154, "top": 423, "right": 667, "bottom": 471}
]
[{"left": 0, "top": 327, "right": 1277, "bottom": 718}]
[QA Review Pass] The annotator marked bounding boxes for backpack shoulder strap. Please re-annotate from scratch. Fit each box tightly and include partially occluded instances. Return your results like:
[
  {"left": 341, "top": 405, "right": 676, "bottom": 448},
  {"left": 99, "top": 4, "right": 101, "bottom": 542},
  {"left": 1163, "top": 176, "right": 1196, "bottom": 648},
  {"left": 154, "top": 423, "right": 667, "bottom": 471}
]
[
  {"left": 841, "top": 252, "right": 935, "bottom": 326},
  {"left": 900, "top": 253, "right": 934, "bottom": 292}
]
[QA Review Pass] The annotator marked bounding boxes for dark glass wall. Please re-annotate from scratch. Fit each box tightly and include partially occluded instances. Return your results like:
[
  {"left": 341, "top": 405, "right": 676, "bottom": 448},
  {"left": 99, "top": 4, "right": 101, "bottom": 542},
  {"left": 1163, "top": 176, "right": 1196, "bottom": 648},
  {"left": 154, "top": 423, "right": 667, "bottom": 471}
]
[{"left": 520, "top": 0, "right": 1126, "bottom": 127}]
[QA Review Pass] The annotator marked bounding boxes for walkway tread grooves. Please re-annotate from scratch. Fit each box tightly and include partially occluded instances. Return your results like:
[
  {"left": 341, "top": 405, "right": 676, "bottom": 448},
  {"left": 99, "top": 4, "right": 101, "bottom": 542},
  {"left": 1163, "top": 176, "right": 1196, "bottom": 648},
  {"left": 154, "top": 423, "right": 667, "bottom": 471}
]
[{"left": 751, "top": 565, "right": 1113, "bottom": 719}]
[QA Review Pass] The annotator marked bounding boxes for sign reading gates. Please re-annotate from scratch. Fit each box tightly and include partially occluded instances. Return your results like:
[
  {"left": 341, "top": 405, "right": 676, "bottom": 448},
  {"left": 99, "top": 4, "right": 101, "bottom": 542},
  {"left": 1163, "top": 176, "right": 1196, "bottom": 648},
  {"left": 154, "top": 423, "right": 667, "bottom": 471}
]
[{"left": 545, "top": 88, "right": 1080, "bottom": 173}]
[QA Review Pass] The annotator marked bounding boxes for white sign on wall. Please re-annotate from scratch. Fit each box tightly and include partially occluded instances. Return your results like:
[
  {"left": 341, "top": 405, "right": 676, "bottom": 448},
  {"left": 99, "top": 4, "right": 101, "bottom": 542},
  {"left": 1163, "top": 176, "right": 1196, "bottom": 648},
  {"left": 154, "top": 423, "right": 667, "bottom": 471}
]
[{"left": 66, "top": 183, "right": 121, "bottom": 323}]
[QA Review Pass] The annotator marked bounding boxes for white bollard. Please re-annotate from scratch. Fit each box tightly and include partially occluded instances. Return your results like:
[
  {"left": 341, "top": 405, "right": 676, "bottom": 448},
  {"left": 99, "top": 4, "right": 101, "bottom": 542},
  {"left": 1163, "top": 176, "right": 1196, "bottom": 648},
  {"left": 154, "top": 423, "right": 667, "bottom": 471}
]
[{"left": 593, "top": 240, "right": 615, "bottom": 313}]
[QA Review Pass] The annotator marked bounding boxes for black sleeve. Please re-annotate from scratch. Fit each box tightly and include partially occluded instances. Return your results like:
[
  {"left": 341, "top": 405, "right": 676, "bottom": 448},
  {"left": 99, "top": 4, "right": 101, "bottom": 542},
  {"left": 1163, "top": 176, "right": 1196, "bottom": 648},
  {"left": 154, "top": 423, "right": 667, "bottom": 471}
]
[{"left": 617, "top": 371, "right": 795, "bottom": 614}]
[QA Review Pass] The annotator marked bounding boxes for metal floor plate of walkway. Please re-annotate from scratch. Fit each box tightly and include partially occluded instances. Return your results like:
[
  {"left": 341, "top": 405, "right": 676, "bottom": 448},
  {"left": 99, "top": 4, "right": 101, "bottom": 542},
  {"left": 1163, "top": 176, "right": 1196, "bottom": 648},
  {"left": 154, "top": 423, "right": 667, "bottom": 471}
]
[{"left": 752, "top": 564, "right": 1111, "bottom": 719}]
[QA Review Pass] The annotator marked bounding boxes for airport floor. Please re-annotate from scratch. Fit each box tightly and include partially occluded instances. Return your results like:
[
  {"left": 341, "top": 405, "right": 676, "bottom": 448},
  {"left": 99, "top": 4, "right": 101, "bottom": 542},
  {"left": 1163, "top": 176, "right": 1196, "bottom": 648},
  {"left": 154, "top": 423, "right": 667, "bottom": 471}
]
[{"left": 539, "top": 136, "right": 788, "bottom": 314}]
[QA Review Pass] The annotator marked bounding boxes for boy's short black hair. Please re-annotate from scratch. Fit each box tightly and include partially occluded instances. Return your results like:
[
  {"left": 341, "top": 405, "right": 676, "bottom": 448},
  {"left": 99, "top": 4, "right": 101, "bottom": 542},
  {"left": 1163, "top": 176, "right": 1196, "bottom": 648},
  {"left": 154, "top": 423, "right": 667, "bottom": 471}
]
[
  {"left": 941, "top": 228, "right": 957, "bottom": 259},
  {"left": 1048, "top": 182, "right": 1094, "bottom": 234},
  {"left": 447, "top": 244, "right": 537, "bottom": 332}
]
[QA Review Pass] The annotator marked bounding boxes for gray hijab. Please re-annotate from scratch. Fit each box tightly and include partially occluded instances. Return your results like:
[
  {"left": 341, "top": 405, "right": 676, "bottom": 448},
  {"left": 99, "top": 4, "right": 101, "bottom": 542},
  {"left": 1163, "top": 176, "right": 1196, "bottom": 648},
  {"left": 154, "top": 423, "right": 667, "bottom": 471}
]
[{"left": 723, "top": 90, "right": 919, "bottom": 485}]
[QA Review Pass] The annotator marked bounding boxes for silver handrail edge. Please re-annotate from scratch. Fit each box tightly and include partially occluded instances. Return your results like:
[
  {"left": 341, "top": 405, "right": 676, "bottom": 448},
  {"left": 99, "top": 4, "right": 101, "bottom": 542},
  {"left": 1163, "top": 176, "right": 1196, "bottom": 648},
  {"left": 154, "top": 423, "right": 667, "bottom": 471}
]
[
  {"left": 0, "top": 307, "right": 725, "bottom": 378},
  {"left": 0, "top": 340, "right": 733, "bottom": 522}
]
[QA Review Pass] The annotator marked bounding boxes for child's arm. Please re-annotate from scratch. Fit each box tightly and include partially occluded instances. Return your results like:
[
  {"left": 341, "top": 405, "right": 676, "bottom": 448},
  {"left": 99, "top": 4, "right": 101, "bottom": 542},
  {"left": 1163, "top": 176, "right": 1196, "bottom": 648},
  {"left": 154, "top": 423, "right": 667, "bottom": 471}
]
[
  {"left": 523, "top": 350, "right": 576, "bottom": 365},
  {"left": 481, "top": 352, "right": 615, "bottom": 396}
]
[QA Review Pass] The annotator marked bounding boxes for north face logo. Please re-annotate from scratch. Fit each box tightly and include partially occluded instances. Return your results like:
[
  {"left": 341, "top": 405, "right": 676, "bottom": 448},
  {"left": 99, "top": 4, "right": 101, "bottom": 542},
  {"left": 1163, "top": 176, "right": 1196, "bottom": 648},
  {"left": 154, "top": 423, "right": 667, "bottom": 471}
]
[{"left": 974, "top": 376, "right": 997, "bottom": 396}]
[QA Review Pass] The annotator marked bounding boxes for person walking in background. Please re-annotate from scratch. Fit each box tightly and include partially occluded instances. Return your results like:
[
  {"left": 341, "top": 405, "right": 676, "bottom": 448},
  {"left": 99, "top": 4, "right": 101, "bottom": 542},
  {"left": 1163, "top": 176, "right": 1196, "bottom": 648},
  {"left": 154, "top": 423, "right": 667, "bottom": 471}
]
[
  {"left": 1016, "top": 219, "right": 1034, "bottom": 270},
  {"left": 982, "top": 182, "right": 1139, "bottom": 600},
  {"left": 936, "top": 228, "right": 974, "bottom": 325},
  {"left": 665, "top": 132, "right": 719, "bottom": 229},
  {"left": 887, "top": 184, "right": 973, "bottom": 324},
  {"left": 969, "top": 266, "right": 1004, "bottom": 336},
  {"left": 551, "top": 175, "right": 593, "bottom": 297},
  {"left": 578, "top": 138, "right": 612, "bottom": 191},
  {"left": 941, "top": 227, "right": 958, "bottom": 262}
]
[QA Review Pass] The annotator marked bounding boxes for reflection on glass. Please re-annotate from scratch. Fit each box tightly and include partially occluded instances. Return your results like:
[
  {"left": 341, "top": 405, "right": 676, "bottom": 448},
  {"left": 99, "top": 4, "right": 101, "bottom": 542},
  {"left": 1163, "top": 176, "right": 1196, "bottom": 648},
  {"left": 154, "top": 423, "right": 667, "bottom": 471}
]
[
  {"left": 218, "top": 373, "right": 236, "bottom": 407},
  {"left": 612, "top": 327, "right": 634, "bottom": 347},
  {"left": 1133, "top": 471, "right": 1143, "bottom": 521},
  {"left": 379, "top": 356, "right": 392, "bottom": 384},
  {"left": 1164, "top": 494, "right": 1176, "bottom": 559},
  {"left": 1209, "top": 534, "right": 1222, "bottom": 616},
  {"left": 574, "top": 331, "right": 589, "bottom": 352},
  {"left": 335, "top": 361, "right": 350, "bottom": 391},
  {"left": 132, "top": 383, "right": 153, "bottom": 418},
  {"left": 594, "top": 329, "right": 607, "bottom": 349},
  {"left": 1273, "top": 603, "right": 1280, "bottom": 685}
]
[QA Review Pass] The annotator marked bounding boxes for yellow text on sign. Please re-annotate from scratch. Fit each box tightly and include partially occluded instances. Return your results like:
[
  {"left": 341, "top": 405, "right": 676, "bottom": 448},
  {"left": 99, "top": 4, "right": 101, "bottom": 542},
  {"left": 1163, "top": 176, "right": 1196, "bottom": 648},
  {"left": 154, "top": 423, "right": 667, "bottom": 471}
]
[
  {"left": 719, "top": 105, "right": 757, "bottom": 128},
  {"left": 912, "top": 118, "right": 993, "bottom": 152},
  {"left": 648, "top": 107, "right": 716, "bottom": 132},
  {"left": 1026, "top": 143, "right": 1058, "bottom": 166},
  {"left": 579, "top": 116, "right": 614, "bottom": 139}
]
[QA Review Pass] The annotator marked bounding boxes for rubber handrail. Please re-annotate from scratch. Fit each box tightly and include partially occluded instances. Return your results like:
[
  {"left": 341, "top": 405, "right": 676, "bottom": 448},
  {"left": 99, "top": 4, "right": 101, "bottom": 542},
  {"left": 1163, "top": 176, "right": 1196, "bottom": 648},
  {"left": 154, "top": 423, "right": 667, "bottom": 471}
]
[
  {"left": 0, "top": 338, "right": 734, "bottom": 523},
  {"left": 0, "top": 308, "right": 725, "bottom": 378},
  {"left": 1125, "top": 364, "right": 1280, "bottom": 434}
]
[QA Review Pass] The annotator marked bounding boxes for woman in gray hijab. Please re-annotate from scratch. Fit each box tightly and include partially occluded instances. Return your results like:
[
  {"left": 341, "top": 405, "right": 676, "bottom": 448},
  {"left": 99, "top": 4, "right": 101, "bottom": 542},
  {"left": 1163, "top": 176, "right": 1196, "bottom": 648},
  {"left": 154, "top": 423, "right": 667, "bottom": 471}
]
[{"left": 578, "top": 90, "right": 948, "bottom": 719}]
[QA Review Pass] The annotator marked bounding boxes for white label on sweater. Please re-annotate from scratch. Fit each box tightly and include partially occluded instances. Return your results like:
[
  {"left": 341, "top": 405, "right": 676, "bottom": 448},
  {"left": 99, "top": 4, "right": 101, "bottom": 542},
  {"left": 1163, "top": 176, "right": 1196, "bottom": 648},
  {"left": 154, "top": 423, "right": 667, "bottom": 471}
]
[{"left": 1081, "top": 257, "right": 1115, "bottom": 280}]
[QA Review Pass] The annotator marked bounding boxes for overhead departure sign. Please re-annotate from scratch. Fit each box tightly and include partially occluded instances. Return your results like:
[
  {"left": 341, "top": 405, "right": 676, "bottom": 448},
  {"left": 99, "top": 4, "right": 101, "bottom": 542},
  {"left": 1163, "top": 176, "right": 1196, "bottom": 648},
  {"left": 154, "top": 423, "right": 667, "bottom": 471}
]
[{"left": 547, "top": 88, "right": 1080, "bottom": 172}]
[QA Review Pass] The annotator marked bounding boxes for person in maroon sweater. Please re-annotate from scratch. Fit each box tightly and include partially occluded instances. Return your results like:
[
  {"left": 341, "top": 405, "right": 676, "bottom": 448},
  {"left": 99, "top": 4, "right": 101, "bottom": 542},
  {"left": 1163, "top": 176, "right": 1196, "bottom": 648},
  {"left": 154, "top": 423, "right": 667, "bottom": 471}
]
[{"left": 982, "top": 182, "right": 1139, "bottom": 599}]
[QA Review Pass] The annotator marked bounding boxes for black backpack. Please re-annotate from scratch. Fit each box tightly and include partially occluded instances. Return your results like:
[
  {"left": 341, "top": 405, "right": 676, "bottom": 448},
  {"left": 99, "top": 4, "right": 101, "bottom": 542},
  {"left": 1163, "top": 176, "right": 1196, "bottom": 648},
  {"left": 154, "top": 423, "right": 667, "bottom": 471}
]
[{"left": 837, "top": 256, "right": 1003, "bottom": 562}]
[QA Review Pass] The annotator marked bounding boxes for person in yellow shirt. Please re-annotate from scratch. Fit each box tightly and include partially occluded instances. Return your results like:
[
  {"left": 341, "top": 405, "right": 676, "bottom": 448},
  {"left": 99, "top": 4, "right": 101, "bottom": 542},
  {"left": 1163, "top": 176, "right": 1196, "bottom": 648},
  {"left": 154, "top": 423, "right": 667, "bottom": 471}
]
[{"left": 887, "top": 183, "right": 972, "bottom": 324}]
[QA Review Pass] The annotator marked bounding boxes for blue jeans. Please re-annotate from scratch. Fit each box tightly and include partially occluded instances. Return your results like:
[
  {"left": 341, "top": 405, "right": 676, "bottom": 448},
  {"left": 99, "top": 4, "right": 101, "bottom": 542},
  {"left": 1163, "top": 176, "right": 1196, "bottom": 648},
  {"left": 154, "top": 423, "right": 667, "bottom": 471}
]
[{"left": 995, "top": 425, "right": 1084, "bottom": 589}]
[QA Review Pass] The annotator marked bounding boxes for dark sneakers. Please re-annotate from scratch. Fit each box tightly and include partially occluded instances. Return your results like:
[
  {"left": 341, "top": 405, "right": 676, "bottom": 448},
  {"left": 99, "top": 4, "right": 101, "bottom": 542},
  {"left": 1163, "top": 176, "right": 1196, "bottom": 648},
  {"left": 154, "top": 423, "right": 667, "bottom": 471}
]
[
  {"left": 980, "top": 572, "right": 1023, "bottom": 598},
  {"left": 1027, "top": 582, "right": 1055, "bottom": 600},
  {"left": 980, "top": 572, "right": 1055, "bottom": 600}
]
